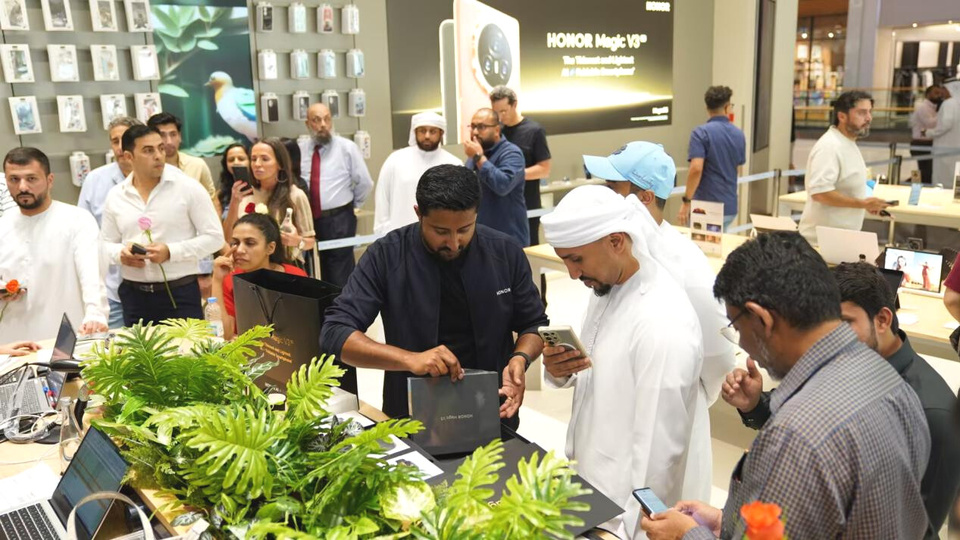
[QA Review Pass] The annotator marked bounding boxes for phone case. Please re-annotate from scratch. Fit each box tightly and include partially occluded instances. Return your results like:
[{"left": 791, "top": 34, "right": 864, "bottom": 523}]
[
  {"left": 258, "top": 49, "right": 278, "bottom": 80},
  {"left": 453, "top": 0, "right": 521, "bottom": 143},
  {"left": 290, "top": 49, "right": 309, "bottom": 79},
  {"left": 260, "top": 92, "right": 279, "bottom": 123},
  {"left": 341, "top": 4, "right": 359, "bottom": 34},
  {"left": 288, "top": 2, "right": 306, "bottom": 33},
  {"left": 292, "top": 91, "right": 310, "bottom": 121},
  {"left": 348, "top": 88, "right": 365, "bottom": 117},
  {"left": 353, "top": 130, "right": 371, "bottom": 159},
  {"left": 322, "top": 90, "right": 340, "bottom": 118},
  {"left": 346, "top": 49, "right": 364, "bottom": 78},
  {"left": 318, "top": 49, "right": 336, "bottom": 79},
  {"left": 317, "top": 3, "right": 334, "bottom": 34},
  {"left": 257, "top": 2, "right": 273, "bottom": 32}
]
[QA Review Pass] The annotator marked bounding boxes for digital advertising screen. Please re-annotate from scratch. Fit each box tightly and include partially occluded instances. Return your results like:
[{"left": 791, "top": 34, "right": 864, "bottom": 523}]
[{"left": 386, "top": 0, "right": 675, "bottom": 147}]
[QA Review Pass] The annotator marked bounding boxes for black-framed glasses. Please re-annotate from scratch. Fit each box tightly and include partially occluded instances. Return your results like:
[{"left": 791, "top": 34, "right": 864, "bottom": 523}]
[
  {"left": 720, "top": 309, "right": 748, "bottom": 344},
  {"left": 468, "top": 123, "right": 498, "bottom": 131}
]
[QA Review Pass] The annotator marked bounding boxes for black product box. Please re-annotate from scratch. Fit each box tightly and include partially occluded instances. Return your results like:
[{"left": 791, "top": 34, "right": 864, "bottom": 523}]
[{"left": 407, "top": 369, "right": 500, "bottom": 456}]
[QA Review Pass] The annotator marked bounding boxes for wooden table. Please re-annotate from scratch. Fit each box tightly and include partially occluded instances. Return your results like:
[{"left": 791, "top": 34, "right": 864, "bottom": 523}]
[
  {"left": 524, "top": 228, "right": 957, "bottom": 359},
  {"left": 778, "top": 184, "right": 960, "bottom": 230}
]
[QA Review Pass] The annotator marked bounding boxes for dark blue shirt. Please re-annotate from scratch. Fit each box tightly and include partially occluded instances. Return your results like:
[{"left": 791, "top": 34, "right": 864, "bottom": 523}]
[
  {"left": 687, "top": 116, "right": 746, "bottom": 216},
  {"left": 319, "top": 223, "right": 548, "bottom": 418},
  {"left": 467, "top": 138, "right": 529, "bottom": 246}
]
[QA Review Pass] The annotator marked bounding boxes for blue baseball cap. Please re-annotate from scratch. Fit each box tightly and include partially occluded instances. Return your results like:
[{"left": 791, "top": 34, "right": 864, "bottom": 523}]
[{"left": 583, "top": 141, "right": 676, "bottom": 200}]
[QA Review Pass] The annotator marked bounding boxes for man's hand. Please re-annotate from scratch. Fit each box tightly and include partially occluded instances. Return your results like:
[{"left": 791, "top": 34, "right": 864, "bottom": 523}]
[
  {"left": 0, "top": 341, "right": 40, "bottom": 356},
  {"left": 463, "top": 139, "right": 483, "bottom": 159},
  {"left": 721, "top": 357, "right": 764, "bottom": 413},
  {"left": 641, "top": 509, "right": 701, "bottom": 540},
  {"left": 862, "top": 197, "right": 891, "bottom": 215},
  {"left": 79, "top": 321, "right": 109, "bottom": 335},
  {"left": 120, "top": 245, "right": 147, "bottom": 268},
  {"left": 674, "top": 500, "right": 723, "bottom": 536},
  {"left": 145, "top": 243, "right": 171, "bottom": 264},
  {"left": 542, "top": 345, "right": 591, "bottom": 379},
  {"left": 499, "top": 355, "right": 526, "bottom": 418},
  {"left": 677, "top": 201, "right": 691, "bottom": 227},
  {"left": 405, "top": 345, "right": 464, "bottom": 381}
]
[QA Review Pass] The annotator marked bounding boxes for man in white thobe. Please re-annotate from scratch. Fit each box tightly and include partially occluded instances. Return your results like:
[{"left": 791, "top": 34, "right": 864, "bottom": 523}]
[
  {"left": 373, "top": 112, "right": 461, "bottom": 234},
  {"left": 929, "top": 78, "right": 960, "bottom": 187},
  {"left": 586, "top": 141, "right": 735, "bottom": 502},
  {"left": 540, "top": 185, "right": 709, "bottom": 539},
  {"left": 0, "top": 147, "right": 108, "bottom": 343}
]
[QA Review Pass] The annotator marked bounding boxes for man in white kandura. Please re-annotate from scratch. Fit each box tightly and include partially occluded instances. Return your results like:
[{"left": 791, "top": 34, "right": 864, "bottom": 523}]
[
  {"left": 588, "top": 141, "right": 734, "bottom": 502},
  {"left": 540, "top": 185, "right": 708, "bottom": 539},
  {"left": 0, "top": 147, "right": 108, "bottom": 342},
  {"left": 374, "top": 112, "right": 461, "bottom": 234}
]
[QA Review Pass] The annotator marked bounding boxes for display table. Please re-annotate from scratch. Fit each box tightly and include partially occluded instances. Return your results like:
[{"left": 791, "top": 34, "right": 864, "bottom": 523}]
[
  {"left": 778, "top": 184, "right": 960, "bottom": 230},
  {"left": 523, "top": 228, "right": 958, "bottom": 359}
]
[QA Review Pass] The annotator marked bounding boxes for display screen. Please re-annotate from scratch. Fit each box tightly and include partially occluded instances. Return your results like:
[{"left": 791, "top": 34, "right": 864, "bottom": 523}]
[
  {"left": 884, "top": 248, "right": 944, "bottom": 293},
  {"left": 386, "top": 0, "right": 675, "bottom": 147}
]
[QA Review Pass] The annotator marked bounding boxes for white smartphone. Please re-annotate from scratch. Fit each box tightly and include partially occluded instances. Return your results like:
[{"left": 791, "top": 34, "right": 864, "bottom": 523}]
[
  {"left": 537, "top": 325, "right": 586, "bottom": 358},
  {"left": 633, "top": 487, "right": 669, "bottom": 516}
]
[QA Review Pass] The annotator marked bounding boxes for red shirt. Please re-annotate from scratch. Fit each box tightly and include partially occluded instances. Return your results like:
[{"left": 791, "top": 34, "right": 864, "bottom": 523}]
[
  {"left": 944, "top": 253, "right": 960, "bottom": 293},
  {"left": 222, "top": 264, "right": 307, "bottom": 319}
]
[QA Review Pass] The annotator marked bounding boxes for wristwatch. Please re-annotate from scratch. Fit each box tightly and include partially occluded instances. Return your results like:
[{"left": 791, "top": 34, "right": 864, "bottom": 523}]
[
  {"left": 510, "top": 351, "right": 533, "bottom": 371},
  {"left": 682, "top": 196, "right": 692, "bottom": 203}
]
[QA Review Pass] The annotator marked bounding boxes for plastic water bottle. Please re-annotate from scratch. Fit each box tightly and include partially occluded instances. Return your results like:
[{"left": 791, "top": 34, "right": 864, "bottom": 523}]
[
  {"left": 205, "top": 297, "right": 224, "bottom": 338},
  {"left": 57, "top": 397, "right": 81, "bottom": 474},
  {"left": 280, "top": 208, "right": 295, "bottom": 233}
]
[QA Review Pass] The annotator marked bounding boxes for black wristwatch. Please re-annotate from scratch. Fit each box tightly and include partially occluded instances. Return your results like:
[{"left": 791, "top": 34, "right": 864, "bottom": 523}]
[
  {"left": 510, "top": 351, "right": 533, "bottom": 371},
  {"left": 682, "top": 196, "right": 692, "bottom": 203}
]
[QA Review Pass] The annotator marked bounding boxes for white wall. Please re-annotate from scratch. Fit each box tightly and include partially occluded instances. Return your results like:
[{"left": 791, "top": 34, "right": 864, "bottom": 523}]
[{"left": 879, "top": 0, "right": 960, "bottom": 27}]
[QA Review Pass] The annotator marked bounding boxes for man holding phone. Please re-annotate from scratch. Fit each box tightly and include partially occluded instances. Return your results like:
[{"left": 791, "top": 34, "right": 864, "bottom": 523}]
[
  {"left": 540, "top": 185, "right": 709, "bottom": 539},
  {"left": 321, "top": 165, "right": 547, "bottom": 428}
]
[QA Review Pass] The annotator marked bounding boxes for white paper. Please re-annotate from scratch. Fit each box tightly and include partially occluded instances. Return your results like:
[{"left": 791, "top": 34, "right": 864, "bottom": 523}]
[
  {"left": 386, "top": 451, "right": 443, "bottom": 480},
  {"left": 0, "top": 464, "right": 60, "bottom": 513}
]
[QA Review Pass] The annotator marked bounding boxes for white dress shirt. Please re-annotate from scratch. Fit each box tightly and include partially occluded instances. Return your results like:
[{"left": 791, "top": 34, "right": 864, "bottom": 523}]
[
  {"left": 78, "top": 162, "right": 125, "bottom": 303},
  {"left": 100, "top": 164, "right": 223, "bottom": 283},
  {"left": 298, "top": 135, "right": 374, "bottom": 210},
  {"left": 374, "top": 146, "right": 461, "bottom": 234},
  {"left": 0, "top": 201, "right": 108, "bottom": 342}
]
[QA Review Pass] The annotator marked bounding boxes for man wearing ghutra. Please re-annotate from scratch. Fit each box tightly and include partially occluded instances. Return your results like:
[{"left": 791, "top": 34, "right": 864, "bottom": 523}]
[
  {"left": 540, "top": 185, "right": 709, "bottom": 539},
  {"left": 374, "top": 112, "right": 461, "bottom": 234}
]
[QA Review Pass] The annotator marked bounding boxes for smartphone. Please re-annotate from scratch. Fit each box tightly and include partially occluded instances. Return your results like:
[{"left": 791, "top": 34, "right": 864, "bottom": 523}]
[
  {"left": 633, "top": 487, "right": 669, "bottom": 516},
  {"left": 454, "top": 0, "right": 521, "bottom": 144},
  {"left": 537, "top": 325, "right": 586, "bottom": 358},
  {"left": 130, "top": 243, "right": 148, "bottom": 256},
  {"left": 885, "top": 200, "right": 900, "bottom": 206},
  {"left": 233, "top": 166, "right": 252, "bottom": 187}
]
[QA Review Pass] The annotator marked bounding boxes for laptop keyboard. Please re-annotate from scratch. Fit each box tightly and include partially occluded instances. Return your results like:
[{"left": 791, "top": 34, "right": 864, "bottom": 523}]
[
  {"left": 0, "top": 504, "right": 59, "bottom": 539},
  {"left": 0, "top": 384, "right": 45, "bottom": 415}
]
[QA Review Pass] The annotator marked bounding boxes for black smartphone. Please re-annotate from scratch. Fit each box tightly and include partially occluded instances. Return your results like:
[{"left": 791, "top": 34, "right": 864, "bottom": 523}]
[
  {"left": 131, "top": 243, "right": 148, "bottom": 256},
  {"left": 233, "top": 166, "right": 253, "bottom": 186},
  {"left": 633, "top": 487, "right": 669, "bottom": 516},
  {"left": 885, "top": 200, "right": 900, "bottom": 206}
]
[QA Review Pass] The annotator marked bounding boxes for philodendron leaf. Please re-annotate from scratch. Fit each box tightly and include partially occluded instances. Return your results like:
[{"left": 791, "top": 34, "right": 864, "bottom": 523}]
[
  {"left": 197, "top": 40, "right": 218, "bottom": 51},
  {"left": 159, "top": 84, "right": 189, "bottom": 98},
  {"left": 170, "top": 511, "right": 204, "bottom": 526}
]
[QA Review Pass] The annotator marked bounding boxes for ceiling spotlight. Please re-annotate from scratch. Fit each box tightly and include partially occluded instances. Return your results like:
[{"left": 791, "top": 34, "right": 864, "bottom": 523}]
[
  {"left": 801, "top": 32, "right": 808, "bottom": 39},
  {"left": 912, "top": 23, "right": 918, "bottom": 27},
  {"left": 828, "top": 32, "right": 835, "bottom": 38}
]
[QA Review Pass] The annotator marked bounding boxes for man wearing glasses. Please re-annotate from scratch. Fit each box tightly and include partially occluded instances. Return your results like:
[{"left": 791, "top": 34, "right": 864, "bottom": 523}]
[{"left": 464, "top": 108, "right": 528, "bottom": 246}]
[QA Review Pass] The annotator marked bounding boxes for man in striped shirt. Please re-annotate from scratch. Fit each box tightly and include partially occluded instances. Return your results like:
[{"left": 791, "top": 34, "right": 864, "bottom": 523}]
[{"left": 642, "top": 232, "right": 931, "bottom": 540}]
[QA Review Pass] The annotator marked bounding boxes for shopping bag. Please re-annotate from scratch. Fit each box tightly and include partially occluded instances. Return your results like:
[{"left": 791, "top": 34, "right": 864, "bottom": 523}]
[{"left": 233, "top": 269, "right": 357, "bottom": 393}]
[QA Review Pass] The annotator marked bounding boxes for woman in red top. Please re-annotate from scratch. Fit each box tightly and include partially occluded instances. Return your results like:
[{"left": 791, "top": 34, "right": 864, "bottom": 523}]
[{"left": 213, "top": 212, "right": 307, "bottom": 339}]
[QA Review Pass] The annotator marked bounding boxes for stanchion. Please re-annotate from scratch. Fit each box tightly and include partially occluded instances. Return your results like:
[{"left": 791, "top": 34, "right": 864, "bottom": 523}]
[
  {"left": 886, "top": 142, "right": 897, "bottom": 183},
  {"left": 773, "top": 169, "right": 782, "bottom": 217}
]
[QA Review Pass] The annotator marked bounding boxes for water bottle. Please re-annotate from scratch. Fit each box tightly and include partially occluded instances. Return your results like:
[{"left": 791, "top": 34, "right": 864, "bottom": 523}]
[
  {"left": 57, "top": 397, "right": 81, "bottom": 474},
  {"left": 205, "top": 297, "right": 224, "bottom": 338},
  {"left": 280, "top": 208, "right": 295, "bottom": 233}
]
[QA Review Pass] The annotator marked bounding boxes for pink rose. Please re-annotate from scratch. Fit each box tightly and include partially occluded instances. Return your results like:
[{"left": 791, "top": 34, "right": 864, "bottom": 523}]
[{"left": 138, "top": 216, "right": 152, "bottom": 231}]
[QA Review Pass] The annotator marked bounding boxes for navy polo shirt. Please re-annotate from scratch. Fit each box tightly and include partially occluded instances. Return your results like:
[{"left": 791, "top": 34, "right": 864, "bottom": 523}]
[{"left": 687, "top": 116, "right": 746, "bottom": 216}]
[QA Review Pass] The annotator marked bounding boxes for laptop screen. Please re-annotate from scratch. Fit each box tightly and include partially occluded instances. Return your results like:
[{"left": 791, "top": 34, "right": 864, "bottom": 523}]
[
  {"left": 49, "top": 427, "right": 128, "bottom": 540},
  {"left": 50, "top": 314, "right": 77, "bottom": 362},
  {"left": 884, "top": 248, "right": 945, "bottom": 294}
]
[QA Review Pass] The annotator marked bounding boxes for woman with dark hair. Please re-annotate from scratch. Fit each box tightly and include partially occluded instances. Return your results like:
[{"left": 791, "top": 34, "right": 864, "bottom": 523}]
[
  {"left": 280, "top": 137, "right": 309, "bottom": 193},
  {"left": 218, "top": 143, "right": 250, "bottom": 220},
  {"left": 223, "top": 137, "right": 315, "bottom": 261},
  {"left": 213, "top": 212, "right": 307, "bottom": 339}
]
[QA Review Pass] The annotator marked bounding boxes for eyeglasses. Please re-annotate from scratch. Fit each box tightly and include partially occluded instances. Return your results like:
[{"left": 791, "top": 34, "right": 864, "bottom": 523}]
[
  {"left": 719, "top": 309, "right": 748, "bottom": 345},
  {"left": 468, "top": 123, "right": 498, "bottom": 131}
]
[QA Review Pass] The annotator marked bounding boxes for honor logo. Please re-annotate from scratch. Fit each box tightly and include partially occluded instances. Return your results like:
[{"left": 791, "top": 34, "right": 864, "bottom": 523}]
[
  {"left": 645, "top": 1, "right": 671, "bottom": 12},
  {"left": 496, "top": 287, "right": 511, "bottom": 296}
]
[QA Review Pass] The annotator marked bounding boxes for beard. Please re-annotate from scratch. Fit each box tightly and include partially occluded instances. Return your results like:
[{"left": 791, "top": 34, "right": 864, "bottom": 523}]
[
  {"left": 14, "top": 191, "right": 45, "bottom": 210},
  {"left": 312, "top": 130, "right": 332, "bottom": 147},
  {"left": 847, "top": 121, "right": 870, "bottom": 138},
  {"left": 417, "top": 138, "right": 440, "bottom": 152},
  {"left": 479, "top": 136, "right": 496, "bottom": 151},
  {"left": 580, "top": 276, "right": 612, "bottom": 297},
  {"left": 753, "top": 337, "right": 787, "bottom": 381}
]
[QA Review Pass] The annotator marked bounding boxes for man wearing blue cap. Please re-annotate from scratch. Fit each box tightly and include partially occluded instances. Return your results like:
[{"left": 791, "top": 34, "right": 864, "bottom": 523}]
[{"left": 584, "top": 141, "right": 738, "bottom": 502}]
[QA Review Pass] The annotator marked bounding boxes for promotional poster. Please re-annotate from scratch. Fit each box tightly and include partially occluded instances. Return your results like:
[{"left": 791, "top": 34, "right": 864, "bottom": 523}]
[{"left": 386, "top": 0, "right": 674, "bottom": 147}]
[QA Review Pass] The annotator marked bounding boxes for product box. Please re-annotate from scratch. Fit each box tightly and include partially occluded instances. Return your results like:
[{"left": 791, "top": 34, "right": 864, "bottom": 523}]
[{"left": 407, "top": 369, "right": 500, "bottom": 456}]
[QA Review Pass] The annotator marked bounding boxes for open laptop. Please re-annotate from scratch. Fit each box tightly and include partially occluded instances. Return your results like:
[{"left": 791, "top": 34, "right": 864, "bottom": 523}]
[
  {"left": 750, "top": 214, "right": 798, "bottom": 233},
  {"left": 0, "top": 314, "right": 73, "bottom": 414},
  {"left": 815, "top": 226, "right": 880, "bottom": 265},
  {"left": 0, "top": 427, "right": 128, "bottom": 540},
  {"left": 883, "top": 247, "right": 945, "bottom": 297}
]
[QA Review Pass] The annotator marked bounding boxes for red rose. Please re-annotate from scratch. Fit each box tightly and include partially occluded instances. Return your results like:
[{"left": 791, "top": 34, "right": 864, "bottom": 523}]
[
  {"left": 245, "top": 202, "right": 256, "bottom": 214},
  {"left": 741, "top": 501, "right": 785, "bottom": 540},
  {"left": 5, "top": 279, "right": 19, "bottom": 294}
]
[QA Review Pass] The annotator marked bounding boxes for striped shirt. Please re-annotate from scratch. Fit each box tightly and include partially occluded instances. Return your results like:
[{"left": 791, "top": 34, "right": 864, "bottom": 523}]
[{"left": 685, "top": 323, "right": 931, "bottom": 539}]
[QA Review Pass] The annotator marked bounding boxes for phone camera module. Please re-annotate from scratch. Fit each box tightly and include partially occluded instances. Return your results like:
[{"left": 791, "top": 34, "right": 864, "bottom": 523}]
[{"left": 477, "top": 23, "right": 512, "bottom": 87}]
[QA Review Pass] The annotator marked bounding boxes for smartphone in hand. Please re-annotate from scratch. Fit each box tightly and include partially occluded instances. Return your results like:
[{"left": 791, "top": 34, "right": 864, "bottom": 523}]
[
  {"left": 538, "top": 325, "right": 587, "bottom": 360},
  {"left": 633, "top": 487, "right": 669, "bottom": 516},
  {"left": 131, "top": 243, "right": 148, "bottom": 256}
]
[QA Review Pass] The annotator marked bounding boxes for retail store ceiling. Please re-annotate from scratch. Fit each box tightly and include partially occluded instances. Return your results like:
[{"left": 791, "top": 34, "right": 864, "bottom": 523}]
[{"left": 798, "top": 0, "right": 848, "bottom": 18}]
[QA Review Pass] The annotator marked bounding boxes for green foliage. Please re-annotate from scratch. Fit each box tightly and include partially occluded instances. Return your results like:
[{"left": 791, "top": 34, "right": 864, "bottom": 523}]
[
  {"left": 85, "top": 320, "right": 590, "bottom": 539},
  {"left": 185, "top": 135, "right": 245, "bottom": 158}
]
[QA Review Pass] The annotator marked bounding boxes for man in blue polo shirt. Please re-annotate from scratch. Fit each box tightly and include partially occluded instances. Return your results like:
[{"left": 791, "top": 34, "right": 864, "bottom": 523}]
[{"left": 678, "top": 86, "right": 746, "bottom": 230}]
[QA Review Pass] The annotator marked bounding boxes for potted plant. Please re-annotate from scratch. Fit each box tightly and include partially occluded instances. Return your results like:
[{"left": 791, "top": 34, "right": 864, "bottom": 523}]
[{"left": 82, "top": 320, "right": 591, "bottom": 539}]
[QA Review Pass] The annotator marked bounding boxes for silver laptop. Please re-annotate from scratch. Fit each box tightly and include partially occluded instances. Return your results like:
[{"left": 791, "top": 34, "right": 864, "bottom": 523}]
[
  {"left": 0, "top": 314, "right": 73, "bottom": 415},
  {"left": 750, "top": 214, "right": 798, "bottom": 233},
  {"left": 0, "top": 427, "right": 128, "bottom": 540},
  {"left": 815, "top": 226, "right": 880, "bottom": 265}
]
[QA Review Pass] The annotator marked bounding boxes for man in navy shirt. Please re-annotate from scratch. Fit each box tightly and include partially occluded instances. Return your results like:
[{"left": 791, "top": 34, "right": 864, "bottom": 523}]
[
  {"left": 464, "top": 108, "right": 529, "bottom": 247},
  {"left": 678, "top": 86, "right": 746, "bottom": 229},
  {"left": 320, "top": 164, "right": 547, "bottom": 428}
]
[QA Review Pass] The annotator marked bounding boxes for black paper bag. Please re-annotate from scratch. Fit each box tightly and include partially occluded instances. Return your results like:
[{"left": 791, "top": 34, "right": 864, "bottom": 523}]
[{"left": 233, "top": 269, "right": 357, "bottom": 393}]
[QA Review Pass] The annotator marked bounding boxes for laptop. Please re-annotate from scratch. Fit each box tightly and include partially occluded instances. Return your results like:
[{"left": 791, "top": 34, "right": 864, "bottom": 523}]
[
  {"left": 0, "top": 314, "right": 73, "bottom": 414},
  {"left": 883, "top": 247, "right": 945, "bottom": 295},
  {"left": 0, "top": 427, "right": 129, "bottom": 540},
  {"left": 815, "top": 226, "right": 880, "bottom": 265},
  {"left": 750, "top": 214, "right": 798, "bottom": 233}
]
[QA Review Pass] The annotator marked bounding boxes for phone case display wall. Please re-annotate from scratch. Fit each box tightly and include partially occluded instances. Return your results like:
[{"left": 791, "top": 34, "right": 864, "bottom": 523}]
[{"left": 48, "top": 45, "right": 79, "bottom": 82}]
